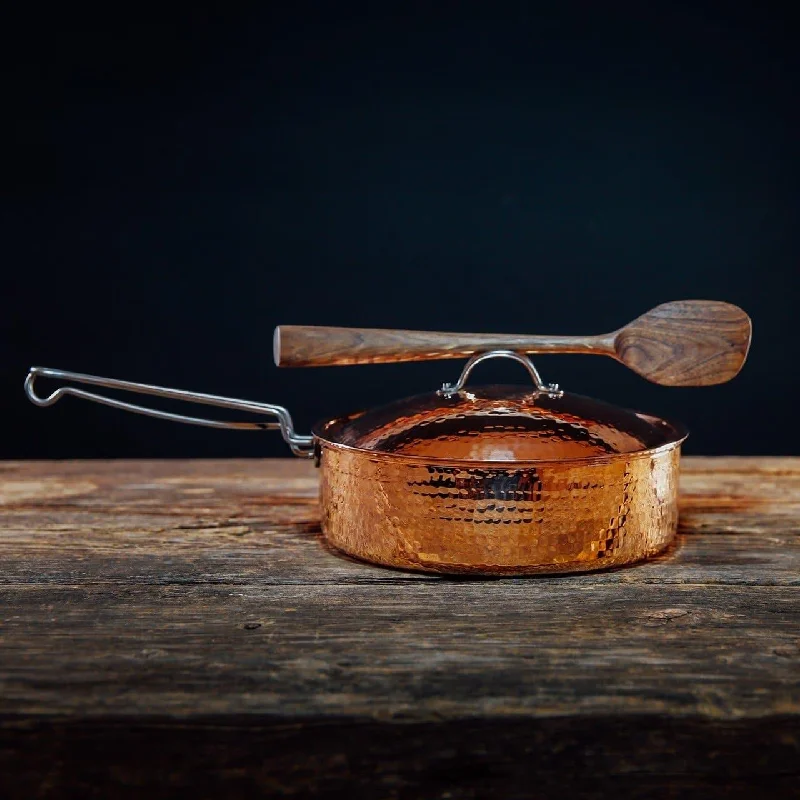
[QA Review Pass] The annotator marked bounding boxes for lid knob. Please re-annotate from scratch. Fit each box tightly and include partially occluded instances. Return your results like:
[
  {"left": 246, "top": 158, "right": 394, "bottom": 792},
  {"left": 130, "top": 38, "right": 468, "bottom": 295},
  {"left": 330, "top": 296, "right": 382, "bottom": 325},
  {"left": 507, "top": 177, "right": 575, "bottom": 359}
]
[{"left": 438, "top": 351, "right": 563, "bottom": 399}]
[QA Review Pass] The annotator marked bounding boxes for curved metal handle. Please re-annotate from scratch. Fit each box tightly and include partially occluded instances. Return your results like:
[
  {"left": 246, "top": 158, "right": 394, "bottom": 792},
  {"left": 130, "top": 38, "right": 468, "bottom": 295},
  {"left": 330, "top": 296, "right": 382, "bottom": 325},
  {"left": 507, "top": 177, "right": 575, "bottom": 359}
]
[
  {"left": 437, "top": 351, "right": 563, "bottom": 398},
  {"left": 24, "top": 367, "right": 314, "bottom": 458}
]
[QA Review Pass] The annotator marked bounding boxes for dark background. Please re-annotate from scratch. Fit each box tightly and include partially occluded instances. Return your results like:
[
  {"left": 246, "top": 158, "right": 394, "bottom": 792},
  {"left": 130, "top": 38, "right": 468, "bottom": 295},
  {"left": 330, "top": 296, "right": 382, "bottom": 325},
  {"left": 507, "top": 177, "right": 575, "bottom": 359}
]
[{"left": 3, "top": 2, "right": 798, "bottom": 458}]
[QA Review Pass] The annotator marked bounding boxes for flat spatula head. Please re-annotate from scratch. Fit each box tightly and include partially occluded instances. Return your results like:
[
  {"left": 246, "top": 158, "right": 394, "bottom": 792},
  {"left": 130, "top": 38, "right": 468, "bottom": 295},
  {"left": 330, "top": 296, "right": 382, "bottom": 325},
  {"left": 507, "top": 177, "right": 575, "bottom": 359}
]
[{"left": 613, "top": 300, "right": 752, "bottom": 386}]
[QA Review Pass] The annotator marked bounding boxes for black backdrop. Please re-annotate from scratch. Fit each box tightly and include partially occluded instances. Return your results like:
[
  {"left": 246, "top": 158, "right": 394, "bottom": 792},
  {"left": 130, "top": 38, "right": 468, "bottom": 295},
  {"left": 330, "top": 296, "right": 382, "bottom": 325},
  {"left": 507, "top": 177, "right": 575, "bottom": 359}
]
[{"left": 3, "top": 3, "right": 798, "bottom": 458}]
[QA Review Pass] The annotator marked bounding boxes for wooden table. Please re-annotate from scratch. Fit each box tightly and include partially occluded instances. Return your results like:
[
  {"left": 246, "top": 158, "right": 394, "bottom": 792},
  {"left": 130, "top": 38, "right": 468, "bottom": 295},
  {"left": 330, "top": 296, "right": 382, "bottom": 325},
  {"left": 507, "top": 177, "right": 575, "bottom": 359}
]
[{"left": 0, "top": 458, "right": 798, "bottom": 798}]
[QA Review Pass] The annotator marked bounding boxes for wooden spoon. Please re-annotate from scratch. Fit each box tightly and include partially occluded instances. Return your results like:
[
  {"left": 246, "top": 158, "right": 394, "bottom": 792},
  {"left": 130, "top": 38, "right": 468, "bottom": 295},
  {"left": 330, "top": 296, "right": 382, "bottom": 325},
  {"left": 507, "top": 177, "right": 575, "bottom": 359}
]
[{"left": 274, "top": 300, "right": 752, "bottom": 386}]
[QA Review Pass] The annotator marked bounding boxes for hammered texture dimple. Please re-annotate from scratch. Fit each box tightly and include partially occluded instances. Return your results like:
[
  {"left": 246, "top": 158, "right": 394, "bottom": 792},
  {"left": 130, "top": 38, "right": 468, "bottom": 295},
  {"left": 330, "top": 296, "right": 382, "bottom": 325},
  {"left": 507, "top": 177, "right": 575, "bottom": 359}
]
[{"left": 319, "top": 444, "right": 681, "bottom": 575}]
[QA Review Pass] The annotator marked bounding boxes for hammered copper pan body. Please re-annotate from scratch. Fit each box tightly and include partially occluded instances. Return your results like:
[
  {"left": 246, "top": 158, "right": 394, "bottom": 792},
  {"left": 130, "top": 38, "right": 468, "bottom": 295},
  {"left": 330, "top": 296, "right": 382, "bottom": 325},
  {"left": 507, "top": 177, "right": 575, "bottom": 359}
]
[{"left": 313, "top": 386, "right": 686, "bottom": 575}]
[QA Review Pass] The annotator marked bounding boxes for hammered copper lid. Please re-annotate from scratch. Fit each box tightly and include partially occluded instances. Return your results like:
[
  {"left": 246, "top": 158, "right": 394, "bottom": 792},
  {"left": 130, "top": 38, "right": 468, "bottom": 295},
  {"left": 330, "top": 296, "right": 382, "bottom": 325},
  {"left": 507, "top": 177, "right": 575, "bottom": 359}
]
[{"left": 314, "top": 384, "right": 687, "bottom": 464}]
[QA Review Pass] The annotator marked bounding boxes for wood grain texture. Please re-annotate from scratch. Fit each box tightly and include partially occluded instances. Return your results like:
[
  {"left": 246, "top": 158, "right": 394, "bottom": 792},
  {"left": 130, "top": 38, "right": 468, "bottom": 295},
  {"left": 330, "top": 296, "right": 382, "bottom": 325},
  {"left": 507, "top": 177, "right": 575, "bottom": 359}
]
[
  {"left": 0, "top": 458, "right": 797, "bottom": 799},
  {"left": 275, "top": 300, "right": 752, "bottom": 387},
  {"left": 274, "top": 324, "right": 611, "bottom": 366},
  {"left": 614, "top": 300, "right": 752, "bottom": 386}
]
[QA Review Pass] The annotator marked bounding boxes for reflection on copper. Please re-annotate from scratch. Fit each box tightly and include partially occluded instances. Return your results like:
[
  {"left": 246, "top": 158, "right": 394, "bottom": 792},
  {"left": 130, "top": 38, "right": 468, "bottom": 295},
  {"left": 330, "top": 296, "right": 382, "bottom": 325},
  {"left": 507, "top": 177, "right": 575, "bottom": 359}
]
[{"left": 314, "top": 386, "right": 686, "bottom": 575}]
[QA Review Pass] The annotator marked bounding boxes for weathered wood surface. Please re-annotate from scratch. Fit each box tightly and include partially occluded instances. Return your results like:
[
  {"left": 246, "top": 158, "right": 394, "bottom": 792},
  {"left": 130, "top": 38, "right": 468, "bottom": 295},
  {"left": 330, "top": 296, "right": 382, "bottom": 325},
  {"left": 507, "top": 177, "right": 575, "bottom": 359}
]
[
  {"left": 0, "top": 457, "right": 798, "bottom": 798},
  {"left": 275, "top": 301, "right": 752, "bottom": 386}
]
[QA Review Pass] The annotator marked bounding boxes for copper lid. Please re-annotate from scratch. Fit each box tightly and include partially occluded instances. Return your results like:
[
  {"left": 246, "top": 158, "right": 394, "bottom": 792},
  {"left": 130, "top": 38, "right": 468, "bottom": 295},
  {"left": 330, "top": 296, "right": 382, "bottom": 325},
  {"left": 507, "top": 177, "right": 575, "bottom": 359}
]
[{"left": 314, "top": 384, "right": 687, "bottom": 464}]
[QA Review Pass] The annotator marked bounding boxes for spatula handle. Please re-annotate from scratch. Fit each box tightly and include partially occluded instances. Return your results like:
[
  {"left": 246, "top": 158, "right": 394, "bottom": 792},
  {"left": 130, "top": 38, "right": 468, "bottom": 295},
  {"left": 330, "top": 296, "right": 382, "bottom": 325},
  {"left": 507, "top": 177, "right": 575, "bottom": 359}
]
[{"left": 273, "top": 326, "right": 613, "bottom": 367}]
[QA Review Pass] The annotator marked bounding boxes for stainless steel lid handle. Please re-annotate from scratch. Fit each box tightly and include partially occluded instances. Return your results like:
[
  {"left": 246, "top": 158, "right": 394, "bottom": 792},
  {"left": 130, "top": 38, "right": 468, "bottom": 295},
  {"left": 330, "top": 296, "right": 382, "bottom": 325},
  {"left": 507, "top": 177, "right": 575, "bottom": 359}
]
[
  {"left": 438, "top": 350, "right": 564, "bottom": 398},
  {"left": 24, "top": 367, "right": 315, "bottom": 458}
]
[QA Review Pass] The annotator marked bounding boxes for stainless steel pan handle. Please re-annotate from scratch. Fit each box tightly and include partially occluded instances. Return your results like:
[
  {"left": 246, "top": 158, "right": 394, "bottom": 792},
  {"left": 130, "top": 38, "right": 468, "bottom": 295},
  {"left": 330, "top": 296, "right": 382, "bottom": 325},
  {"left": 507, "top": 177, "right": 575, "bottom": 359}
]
[{"left": 24, "top": 367, "right": 314, "bottom": 458}]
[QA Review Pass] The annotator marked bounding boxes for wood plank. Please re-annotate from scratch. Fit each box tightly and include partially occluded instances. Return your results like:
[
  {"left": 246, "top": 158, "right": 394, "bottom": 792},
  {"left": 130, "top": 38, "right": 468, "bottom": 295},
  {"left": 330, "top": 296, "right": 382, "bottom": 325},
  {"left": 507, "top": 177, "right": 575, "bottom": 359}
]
[
  {"left": 0, "top": 580, "right": 798, "bottom": 718},
  {"left": 0, "top": 458, "right": 798, "bottom": 798},
  {"left": 0, "top": 458, "right": 798, "bottom": 588},
  {"left": 1, "top": 716, "right": 798, "bottom": 800}
]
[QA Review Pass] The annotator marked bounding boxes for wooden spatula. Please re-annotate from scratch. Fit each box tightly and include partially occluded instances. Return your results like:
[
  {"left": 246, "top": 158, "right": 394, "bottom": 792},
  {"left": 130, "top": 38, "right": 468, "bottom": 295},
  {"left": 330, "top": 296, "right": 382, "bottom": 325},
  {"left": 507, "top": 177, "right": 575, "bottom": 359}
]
[{"left": 274, "top": 300, "right": 751, "bottom": 386}]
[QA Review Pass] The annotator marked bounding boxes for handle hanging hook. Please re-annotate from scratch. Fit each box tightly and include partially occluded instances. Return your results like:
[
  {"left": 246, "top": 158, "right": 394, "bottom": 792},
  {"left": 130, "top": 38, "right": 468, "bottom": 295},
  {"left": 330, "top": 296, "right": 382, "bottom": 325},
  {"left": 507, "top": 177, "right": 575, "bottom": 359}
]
[{"left": 24, "top": 367, "right": 314, "bottom": 458}]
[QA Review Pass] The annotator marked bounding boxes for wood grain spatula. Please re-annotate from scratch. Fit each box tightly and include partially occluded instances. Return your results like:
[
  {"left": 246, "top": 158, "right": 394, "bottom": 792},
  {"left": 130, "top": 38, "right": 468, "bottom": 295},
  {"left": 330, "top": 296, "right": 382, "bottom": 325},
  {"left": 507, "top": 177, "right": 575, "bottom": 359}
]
[{"left": 274, "top": 300, "right": 752, "bottom": 386}]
